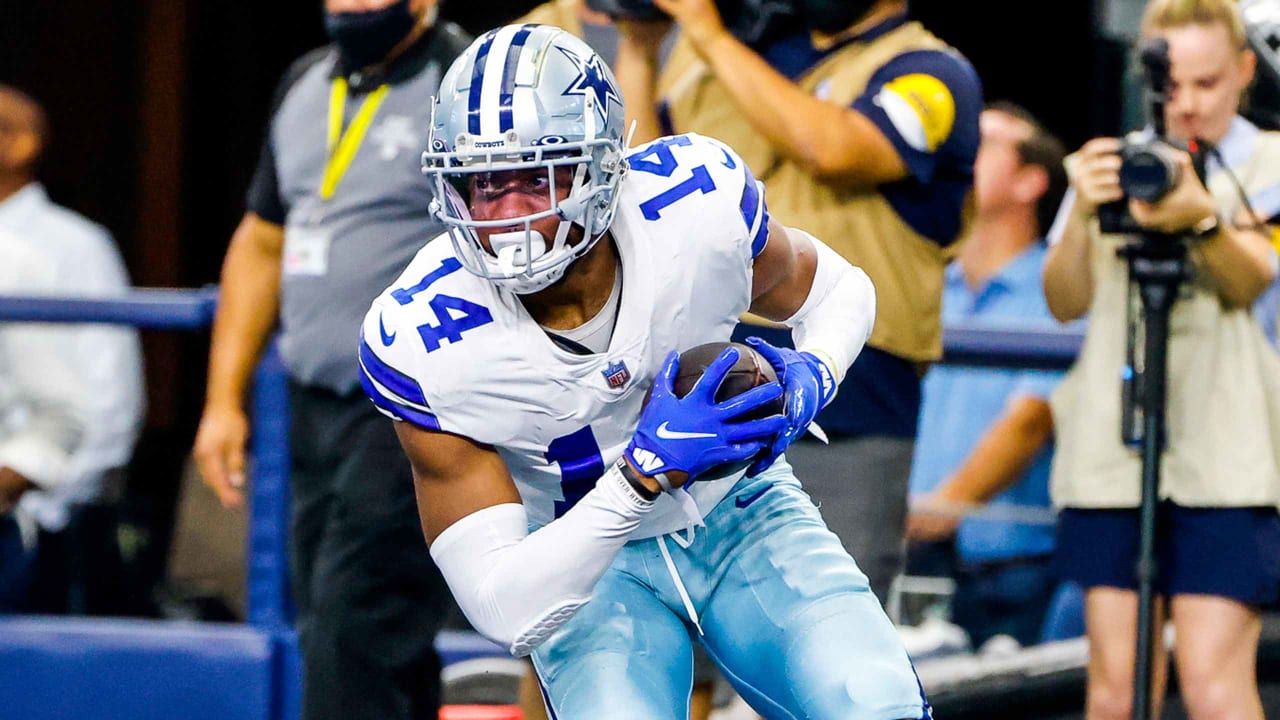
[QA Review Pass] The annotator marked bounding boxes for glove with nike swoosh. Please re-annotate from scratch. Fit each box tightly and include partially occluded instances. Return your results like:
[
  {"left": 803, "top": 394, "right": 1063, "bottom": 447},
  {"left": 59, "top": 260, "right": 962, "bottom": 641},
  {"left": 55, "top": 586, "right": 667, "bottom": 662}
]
[
  {"left": 627, "top": 348, "right": 787, "bottom": 485},
  {"left": 743, "top": 336, "right": 837, "bottom": 476}
]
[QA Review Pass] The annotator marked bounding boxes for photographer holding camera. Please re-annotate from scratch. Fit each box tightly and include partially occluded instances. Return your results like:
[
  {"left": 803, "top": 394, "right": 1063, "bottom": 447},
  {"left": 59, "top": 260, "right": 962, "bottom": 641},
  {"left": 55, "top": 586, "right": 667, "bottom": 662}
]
[{"left": 1043, "top": 1, "right": 1280, "bottom": 718}]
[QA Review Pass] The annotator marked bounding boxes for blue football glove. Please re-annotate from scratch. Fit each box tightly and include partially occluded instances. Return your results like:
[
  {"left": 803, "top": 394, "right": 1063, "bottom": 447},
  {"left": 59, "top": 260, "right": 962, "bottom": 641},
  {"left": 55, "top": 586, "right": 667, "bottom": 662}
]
[
  {"left": 744, "top": 336, "right": 837, "bottom": 476},
  {"left": 627, "top": 347, "right": 787, "bottom": 483}
]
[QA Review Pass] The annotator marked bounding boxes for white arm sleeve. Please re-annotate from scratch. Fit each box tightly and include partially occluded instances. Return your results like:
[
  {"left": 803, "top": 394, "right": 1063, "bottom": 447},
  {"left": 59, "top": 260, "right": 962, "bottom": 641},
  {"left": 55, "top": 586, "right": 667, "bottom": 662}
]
[
  {"left": 784, "top": 228, "right": 877, "bottom": 389},
  {"left": 428, "top": 462, "right": 654, "bottom": 657}
]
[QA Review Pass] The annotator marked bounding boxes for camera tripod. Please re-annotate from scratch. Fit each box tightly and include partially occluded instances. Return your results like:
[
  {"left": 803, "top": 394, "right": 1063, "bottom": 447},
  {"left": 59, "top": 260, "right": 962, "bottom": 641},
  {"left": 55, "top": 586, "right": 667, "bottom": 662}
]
[{"left": 1118, "top": 233, "right": 1190, "bottom": 720}]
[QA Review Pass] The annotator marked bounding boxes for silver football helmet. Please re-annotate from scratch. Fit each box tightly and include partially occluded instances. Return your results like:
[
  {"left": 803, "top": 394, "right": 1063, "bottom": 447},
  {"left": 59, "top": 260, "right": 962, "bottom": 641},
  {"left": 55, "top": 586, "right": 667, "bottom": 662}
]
[{"left": 422, "top": 24, "right": 627, "bottom": 294}]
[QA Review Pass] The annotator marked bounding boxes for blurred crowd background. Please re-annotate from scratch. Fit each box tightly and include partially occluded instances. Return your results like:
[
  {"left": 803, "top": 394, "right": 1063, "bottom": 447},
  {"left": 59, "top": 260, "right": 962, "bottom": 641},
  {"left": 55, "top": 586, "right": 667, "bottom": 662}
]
[
  {"left": 0, "top": 2, "right": 1121, "bottom": 615},
  {"left": 2, "top": 1, "right": 1279, "bottom": 718}
]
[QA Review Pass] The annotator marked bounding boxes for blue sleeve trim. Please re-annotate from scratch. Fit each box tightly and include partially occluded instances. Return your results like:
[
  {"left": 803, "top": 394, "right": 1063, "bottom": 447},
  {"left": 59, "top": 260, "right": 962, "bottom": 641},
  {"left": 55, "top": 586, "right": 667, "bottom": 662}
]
[
  {"left": 751, "top": 198, "right": 771, "bottom": 257},
  {"left": 851, "top": 49, "right": 982, "bottom": 185},
  {"left": 359, "top": 368, "right": 442, "bottom": 431},
  {"left": 737, "top": 163, "right": 770, "bottom": 257},
  {"left": 358, "top": 334, "right": 429, "bottom": 408}
]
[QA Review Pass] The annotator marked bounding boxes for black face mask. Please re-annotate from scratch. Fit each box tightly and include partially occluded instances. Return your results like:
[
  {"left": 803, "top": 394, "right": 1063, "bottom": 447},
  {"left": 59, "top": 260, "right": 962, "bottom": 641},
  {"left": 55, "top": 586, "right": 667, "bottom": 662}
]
[
  {"left": 325, "top": 0, "right": 417, "bottom": 70},
  {"left": 792, "top": 0, "right": 878, "bottom": 35}
]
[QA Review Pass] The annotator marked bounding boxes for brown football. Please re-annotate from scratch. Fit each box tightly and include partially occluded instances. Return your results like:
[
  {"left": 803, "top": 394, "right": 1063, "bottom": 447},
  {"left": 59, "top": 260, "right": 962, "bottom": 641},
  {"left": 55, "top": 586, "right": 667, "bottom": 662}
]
[
  {"left": 669, "top": 341, "right": 783, "bottom": 420},
  {"left": 643, "top": 341, "right": 784, "bottom": 479}
]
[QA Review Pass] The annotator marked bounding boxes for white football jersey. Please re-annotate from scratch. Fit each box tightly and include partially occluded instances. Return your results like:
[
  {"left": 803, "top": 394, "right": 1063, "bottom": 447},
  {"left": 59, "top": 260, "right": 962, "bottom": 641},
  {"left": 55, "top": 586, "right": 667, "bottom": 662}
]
[{"left": 360, "top": 133, "right": 771, "bottom": 539}]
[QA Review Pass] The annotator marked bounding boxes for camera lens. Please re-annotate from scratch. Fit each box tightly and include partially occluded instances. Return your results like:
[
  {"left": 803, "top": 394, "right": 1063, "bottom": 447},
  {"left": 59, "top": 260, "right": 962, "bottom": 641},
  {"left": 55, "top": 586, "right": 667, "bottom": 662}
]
[{"left": 1119, "top": 142, "right": 1181, "bottom": 203}]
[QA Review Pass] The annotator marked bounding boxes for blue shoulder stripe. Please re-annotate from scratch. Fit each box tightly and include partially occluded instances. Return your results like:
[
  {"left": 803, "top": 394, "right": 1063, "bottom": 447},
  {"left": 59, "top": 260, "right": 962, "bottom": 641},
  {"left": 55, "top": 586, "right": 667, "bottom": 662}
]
[
  {"left": 358, "top": 335, "right": 428, "bottom": 408},
  {"left": 359, "top": 369, "right": 441, "bottom": 431},
  {"left": 738, "top": 163, "right": 770, "bottom": 257}
]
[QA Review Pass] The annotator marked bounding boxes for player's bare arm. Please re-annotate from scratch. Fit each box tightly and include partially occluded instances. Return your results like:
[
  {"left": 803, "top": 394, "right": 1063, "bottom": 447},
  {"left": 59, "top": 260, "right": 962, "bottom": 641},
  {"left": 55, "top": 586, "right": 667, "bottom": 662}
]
[
  {"left": 394, "top": 423, "right": 521, "bottom": 543},
  {"left": 748, "top": 216, "right": 818, "bottom": 321}
]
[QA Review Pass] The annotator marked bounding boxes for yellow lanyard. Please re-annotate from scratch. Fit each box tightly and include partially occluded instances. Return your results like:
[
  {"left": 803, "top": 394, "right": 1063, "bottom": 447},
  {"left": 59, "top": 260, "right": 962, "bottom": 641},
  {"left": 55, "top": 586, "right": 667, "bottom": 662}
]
[{"left": 321, "top": 77, "right": 390, "bottom": 200}]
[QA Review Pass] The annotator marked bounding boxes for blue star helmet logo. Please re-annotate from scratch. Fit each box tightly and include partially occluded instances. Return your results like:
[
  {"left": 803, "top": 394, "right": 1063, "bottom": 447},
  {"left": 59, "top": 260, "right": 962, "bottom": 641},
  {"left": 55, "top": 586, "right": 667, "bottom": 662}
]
[{"left": 558, "top": 46, "right": 623, "bottom": 127}]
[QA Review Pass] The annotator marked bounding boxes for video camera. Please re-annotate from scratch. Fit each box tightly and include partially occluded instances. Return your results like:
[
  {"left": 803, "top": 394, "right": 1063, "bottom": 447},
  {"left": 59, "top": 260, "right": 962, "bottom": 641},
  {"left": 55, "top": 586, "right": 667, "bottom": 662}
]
[
  {"left": 585, "top": 0, "right": 801, "bottom": 48},
  {"left": 1097, "top": 38, "right": 1211, "bottom": 235}
]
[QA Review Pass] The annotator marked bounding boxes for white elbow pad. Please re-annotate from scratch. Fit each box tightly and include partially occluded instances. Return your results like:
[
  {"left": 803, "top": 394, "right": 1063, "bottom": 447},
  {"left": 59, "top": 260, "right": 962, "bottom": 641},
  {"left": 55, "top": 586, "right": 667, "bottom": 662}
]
[{"left": 785, "top": 229, "right": 876, "bottom": 387}]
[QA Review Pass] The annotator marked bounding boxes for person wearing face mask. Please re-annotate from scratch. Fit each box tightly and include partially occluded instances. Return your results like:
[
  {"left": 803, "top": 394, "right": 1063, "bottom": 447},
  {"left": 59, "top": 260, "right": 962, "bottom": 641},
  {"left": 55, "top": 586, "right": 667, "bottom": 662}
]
[
  {"left": 192, "top": 2, "right": 470, "bottom": 719},
  {"left": 610, "top": 0, "right": 982, "bottom": 605},
  {"left": 1044, "top": 1, "right": 1280, "bottom": 718}
]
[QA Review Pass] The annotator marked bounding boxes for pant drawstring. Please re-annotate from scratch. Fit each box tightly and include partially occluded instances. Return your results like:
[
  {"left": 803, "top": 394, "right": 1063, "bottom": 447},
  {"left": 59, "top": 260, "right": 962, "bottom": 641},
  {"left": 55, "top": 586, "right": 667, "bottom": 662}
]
[{"left": 657, "top": 533, "right": 703, "bottom": 636}]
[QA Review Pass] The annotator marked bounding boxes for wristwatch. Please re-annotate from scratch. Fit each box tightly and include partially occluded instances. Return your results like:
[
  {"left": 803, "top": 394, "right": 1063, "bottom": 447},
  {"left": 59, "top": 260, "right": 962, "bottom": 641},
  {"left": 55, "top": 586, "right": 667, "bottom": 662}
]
[{"left": 1190, "top": 212, "right": 1222, "bottom": 240}]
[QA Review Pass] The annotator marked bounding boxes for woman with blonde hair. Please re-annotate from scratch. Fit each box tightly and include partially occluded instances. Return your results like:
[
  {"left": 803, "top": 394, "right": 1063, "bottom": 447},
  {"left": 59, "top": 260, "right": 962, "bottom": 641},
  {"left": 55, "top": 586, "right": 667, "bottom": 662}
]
[{"left": 1044, "top": 0, "right": 1280, "bottom": 718}]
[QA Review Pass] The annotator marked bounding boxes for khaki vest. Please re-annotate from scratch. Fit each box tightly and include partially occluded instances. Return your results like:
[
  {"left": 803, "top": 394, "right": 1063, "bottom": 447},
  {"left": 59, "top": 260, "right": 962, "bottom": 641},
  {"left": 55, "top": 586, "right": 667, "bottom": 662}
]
[
  {"left": 660, "top": 23, "right": 968, "bottom": 361},
  {"left": 1051, "top": 131, "right": 1280, "bottom": 509}
]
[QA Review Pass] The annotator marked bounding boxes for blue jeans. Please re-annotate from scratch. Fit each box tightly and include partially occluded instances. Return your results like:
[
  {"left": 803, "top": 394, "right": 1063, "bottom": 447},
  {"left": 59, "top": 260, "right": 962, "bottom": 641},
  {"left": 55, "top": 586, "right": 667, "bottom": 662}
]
[{"left": 531, "top": 460, "right": 930, "bottom": 720}]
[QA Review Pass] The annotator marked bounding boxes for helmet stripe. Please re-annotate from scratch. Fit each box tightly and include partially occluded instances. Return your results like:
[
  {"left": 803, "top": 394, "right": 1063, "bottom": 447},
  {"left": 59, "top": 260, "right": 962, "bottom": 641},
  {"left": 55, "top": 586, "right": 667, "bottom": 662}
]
[
  {"left": 467, "top": 30, "right": 499, "bottom": 135},
  {"left": 498, "top": 24, "right": 536, "bottom": 133},
  {"left": 478, "top": 25, "right": 521, "bottom": 136}
]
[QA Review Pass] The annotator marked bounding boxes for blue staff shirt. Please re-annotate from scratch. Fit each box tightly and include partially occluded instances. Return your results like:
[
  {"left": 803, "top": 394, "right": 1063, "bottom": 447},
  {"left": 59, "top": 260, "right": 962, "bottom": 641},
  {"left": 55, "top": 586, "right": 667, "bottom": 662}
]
[{"left": 908, "top": 244, "right": 1063, "bottom": 564}]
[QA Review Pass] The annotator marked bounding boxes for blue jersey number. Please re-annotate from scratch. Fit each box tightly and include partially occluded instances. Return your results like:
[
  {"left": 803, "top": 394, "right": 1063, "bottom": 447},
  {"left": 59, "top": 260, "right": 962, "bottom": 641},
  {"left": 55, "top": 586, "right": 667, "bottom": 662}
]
[
  {"left": 390, "top": 257, "right": 493, "bottom": 352},
  {"left": 547, "top": 426, "right": 604, "bottom": 518},
  {"left": 628, "top": 136, "right": 718, "bottom": 220}
]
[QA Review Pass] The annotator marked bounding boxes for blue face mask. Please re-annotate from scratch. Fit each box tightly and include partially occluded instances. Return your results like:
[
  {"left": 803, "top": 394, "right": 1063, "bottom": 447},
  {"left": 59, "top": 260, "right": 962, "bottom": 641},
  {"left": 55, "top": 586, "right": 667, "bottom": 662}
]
[{"left": 325, "top": 0, "right": 417, "bottom": 70}]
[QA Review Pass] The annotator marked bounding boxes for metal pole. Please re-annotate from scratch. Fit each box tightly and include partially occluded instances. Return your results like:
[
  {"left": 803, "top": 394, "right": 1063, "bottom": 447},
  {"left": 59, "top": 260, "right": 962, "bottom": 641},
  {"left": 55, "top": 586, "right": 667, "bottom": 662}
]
[{"left": 1128, "top": 252, "right": 1183, "bottom": 720}]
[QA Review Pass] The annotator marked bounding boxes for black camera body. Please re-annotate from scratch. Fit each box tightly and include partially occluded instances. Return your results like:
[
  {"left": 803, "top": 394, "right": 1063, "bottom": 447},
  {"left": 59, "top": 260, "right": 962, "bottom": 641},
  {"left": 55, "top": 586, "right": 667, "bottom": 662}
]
[
  {"left": 1097, "top": 137, "right": 1209, "bottom": 235},
  {"left": 1096, "top": 38, "right": 1211, "bottom": 235}
]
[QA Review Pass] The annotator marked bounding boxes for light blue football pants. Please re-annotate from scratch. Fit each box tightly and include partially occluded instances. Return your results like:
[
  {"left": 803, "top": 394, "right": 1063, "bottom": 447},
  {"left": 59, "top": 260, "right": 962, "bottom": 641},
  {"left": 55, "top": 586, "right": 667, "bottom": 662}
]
[{"left": 530, "top": 459, "right": 931, "bottom": 719}]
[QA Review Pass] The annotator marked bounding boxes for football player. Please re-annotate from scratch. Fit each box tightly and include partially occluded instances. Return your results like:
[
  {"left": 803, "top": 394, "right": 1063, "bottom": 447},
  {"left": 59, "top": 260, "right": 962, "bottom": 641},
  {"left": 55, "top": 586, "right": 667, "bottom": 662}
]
[{"left": 361, "top": 24, "right": 930, "bottom": 719}]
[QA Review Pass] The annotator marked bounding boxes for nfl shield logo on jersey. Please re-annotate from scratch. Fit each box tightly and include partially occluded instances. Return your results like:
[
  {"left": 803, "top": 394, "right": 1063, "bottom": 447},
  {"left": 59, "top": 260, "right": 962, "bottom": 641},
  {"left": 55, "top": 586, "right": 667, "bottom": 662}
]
[{"left": 602, "top": 360, "right": 631, "bottom": 389}]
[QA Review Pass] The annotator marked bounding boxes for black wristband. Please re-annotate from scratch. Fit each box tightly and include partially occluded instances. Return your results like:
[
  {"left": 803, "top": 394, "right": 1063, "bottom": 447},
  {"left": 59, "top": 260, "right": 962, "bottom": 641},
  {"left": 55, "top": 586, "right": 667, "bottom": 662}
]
[{"left": 615, "top": 457, "right": 660, "bottom": 502}]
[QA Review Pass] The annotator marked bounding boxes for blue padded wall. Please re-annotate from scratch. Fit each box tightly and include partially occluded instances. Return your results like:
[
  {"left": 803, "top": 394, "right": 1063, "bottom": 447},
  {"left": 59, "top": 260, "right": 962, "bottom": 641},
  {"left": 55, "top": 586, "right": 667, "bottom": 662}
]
[{"left": 0, "top": 617, "right": 276, "bottom": 720}]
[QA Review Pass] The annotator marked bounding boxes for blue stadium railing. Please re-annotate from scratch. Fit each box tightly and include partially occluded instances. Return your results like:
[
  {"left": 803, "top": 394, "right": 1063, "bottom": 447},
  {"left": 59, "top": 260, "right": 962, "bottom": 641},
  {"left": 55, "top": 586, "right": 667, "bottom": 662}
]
[{"left": 0, "top": 289, "right": 1085, "bottom": 720}]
